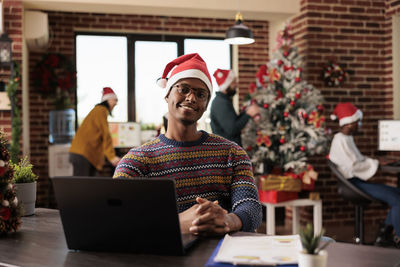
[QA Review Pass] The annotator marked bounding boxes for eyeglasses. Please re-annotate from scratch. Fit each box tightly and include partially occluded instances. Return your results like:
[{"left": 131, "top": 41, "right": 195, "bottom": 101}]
[{"left": 173, "top": 84, "right": 210, "bottom": 101}]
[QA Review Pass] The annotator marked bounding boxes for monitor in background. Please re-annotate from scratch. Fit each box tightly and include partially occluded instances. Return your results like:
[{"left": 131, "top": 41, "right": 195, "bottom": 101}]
[{"left": 378, "top": 120, "right": 400, "bottom": 151}]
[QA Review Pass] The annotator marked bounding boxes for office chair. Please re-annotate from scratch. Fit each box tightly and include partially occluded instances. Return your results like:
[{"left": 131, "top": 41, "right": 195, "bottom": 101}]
[{"left": 327, "top": 160, "right": 381, "bottom": 244}]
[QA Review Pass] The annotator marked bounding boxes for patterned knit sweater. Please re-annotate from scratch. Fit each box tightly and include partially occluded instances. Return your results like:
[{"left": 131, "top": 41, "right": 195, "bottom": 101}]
[{"left": 113, "top": 131, "right": 262, "bottom": 232}]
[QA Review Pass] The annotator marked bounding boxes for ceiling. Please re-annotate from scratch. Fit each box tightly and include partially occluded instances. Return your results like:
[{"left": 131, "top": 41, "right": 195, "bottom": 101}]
[{"left": 22, "top": 0, "right": 300, "bottom": 21}]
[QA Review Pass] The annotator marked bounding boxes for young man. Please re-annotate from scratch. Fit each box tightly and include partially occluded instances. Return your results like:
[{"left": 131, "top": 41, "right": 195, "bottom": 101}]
[
  {"left": 69, "top": 87, "right": 121, "bottom": 176},
  {"left": 114, "top": 54, "right": 262, "bottom": 236},
  {"left": 329, "top": 102, "right": 400, "bottom": 248},
  {"left": 210, "top": 69, "right": 259, "bottom": 146}
]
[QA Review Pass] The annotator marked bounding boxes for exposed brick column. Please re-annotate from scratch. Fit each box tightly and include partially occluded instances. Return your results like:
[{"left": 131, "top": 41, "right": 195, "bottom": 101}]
[{"left": 0, "top": 0, "right": 22, "bottom": 140}]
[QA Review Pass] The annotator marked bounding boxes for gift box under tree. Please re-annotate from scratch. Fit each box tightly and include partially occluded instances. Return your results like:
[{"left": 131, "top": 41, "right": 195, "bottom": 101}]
[{"left": 258, "top": 173, "right": 301, "bottom": 203}]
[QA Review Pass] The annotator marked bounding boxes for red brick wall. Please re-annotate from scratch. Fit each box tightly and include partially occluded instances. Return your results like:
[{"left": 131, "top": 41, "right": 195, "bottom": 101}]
[
  {"left": 0, "top": 0, "right": 22, "bottom": 140},
  {"left": 27, "top": 11, "right": 269, "bottom": 207},
  {"left": 291, "top": 0, "right": 398, "bottom": 231}
]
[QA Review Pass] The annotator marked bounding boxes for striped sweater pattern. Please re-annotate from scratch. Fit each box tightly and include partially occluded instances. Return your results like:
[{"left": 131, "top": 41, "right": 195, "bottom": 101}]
[{"left": 113, "top": 131, "right": 262, "bottom": 232}]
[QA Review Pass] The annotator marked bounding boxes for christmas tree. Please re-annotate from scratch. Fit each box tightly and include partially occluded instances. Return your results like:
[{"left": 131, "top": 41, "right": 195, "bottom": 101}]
[
  {"left": 0, "top": 132, "right": 22, "bottom": 235},
  {"left": 241, "top": 24, "right": 329, "bottom": 176}
]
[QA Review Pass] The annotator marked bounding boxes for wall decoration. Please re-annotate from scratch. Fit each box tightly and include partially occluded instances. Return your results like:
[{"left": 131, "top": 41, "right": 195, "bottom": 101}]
[
  {"left": 322, "top": 61, "right": 348, "bottom": 87},
  {"left": 34, "top": 53, "right": 76, "bottom": 110}
]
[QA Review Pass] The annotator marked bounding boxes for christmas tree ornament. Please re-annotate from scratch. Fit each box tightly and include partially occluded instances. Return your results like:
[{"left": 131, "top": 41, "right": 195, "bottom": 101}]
[
  {"left": 280, "top": 136, "right": 286, "bottom": 144},
  {"left": 248, "top": 82, "right": 257, "bottom": 94}
]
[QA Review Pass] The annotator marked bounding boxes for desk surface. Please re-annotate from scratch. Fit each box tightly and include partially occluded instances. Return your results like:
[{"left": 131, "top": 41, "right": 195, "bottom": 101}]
[{"left": 0, "top": 209, "right": 399, "bottom": 267}]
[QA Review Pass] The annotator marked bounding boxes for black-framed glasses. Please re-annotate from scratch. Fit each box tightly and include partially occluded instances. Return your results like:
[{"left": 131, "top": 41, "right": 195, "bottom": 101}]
[{"left": 173, "top": 84, "right": 209, "bottom": 101}]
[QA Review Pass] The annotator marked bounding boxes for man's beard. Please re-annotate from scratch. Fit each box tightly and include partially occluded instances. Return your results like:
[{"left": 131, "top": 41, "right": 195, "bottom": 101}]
[{"left": 226, "top": 86, "right": 236, "bottom": 97}]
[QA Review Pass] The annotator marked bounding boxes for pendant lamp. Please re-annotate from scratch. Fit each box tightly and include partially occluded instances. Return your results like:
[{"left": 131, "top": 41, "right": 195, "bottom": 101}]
[{"left": 225, "top": 12, "right": 254, "bottom": 45}]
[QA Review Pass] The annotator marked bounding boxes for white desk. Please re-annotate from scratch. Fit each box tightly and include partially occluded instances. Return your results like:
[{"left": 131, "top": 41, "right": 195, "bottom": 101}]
[{"left": 261, "top": 198, "right": 322, "bottom": 236}]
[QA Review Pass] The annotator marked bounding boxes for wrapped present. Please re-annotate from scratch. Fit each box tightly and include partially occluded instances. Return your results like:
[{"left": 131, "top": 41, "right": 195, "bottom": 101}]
[
  {"left": 299, "top": 166, "right": 318, "bottom": 191},
  {"left": 259, "top": 190, "right": 298, "bottom": 203},
  {"left": 301, "top": 178, "right": 315, "bottom": 191},
  {"left": 259, "top": 174, "right": 302, "bottom": 192}
]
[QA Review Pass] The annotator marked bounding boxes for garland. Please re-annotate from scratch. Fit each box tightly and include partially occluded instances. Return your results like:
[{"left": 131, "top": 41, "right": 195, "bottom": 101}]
[
  {"left": 322, "top": 62, "right": 347, "bottom": 87},
  {"left": 34, "top": 53, "right": 76, "bottom": 110},
  {"left": 6, "top": 62, "right": 22, "bottom": 164}
]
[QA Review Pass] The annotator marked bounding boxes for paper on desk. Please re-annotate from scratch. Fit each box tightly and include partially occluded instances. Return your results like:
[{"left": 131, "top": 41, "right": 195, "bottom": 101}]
[{"left": 214, "top": 234, "right": 301, "bottom": 266}]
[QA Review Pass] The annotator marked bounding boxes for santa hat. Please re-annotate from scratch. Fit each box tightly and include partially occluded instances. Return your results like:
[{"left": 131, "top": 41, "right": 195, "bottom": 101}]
[
  {"left": 331, "top": 102, "right": 363, "bottom": 126},
  {"left": 101, "top": 87, "right": 118, "bottom": 102},
  {"left": 157, "top": 53, "right": 213, "bottom": 94},
  {"left": 213, "top": 69, "right": 235, "bottom": 91}
]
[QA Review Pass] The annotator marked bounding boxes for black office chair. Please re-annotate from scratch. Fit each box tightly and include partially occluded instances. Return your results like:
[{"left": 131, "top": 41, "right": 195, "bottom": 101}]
[{"left": 327, "top": 160, "right": 381, "bottom": 244}]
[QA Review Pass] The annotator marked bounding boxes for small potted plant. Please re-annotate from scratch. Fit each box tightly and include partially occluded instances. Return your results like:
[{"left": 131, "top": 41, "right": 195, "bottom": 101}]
[
  {"left": 298, "top": 223, "right": 328, "bottom": 267},
  {"left": 10, "top": 157, "right": 38, "bottom": 216}
]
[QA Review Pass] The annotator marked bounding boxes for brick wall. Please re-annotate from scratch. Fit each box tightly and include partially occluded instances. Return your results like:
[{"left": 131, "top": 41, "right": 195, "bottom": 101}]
[
  {"left": 0, "top": 0, "right": 22, "bottom": 140},
  {"left": 291, "top": 0, "right": 399, "bottom": 232},
  {"left": 27, "top": 11, "right": 269, "bottom": 207}
]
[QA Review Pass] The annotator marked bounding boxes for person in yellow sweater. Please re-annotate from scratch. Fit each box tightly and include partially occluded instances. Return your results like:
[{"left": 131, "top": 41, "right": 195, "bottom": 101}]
[{"left": 69, "top": 87, "right": 121, "bottom": 176}]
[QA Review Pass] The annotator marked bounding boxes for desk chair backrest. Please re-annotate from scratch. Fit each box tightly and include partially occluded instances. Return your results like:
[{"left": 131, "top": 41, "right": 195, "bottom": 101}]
[{"left": 327, "top": 160, "right": 376, "bottom": 205}]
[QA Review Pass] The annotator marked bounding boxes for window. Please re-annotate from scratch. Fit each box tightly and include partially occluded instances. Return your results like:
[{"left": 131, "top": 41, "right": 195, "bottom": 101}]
[
  {"left": 76, "top": 34, "right": 231, "bottom": 130},
  {"left": 76, "top": 35, "right": 128, "bottom": 125},
  {"left": 134, "top": 41, "right": 177, "bottom": 125}
]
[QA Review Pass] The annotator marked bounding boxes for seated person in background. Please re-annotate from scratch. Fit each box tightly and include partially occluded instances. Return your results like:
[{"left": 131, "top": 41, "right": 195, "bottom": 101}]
[
  {"left": 69, "top": 87, "right": 121, "bottom": 176},
  {"left": 113, "top": 53, "right": 262, "bottom": 236},
  {"left": 210, "top": 69, "right": 260, "bottom": 147},
  {"left": 329, "top": 102, "right": 400, "bottom": 248}
]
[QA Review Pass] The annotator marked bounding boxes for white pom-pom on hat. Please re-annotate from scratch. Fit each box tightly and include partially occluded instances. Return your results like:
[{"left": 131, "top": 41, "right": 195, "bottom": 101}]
[
  {"left": 157, "top": 78, "right": 167, "bottom": 88},
  {"left": 330, "top": 114, "right": 337, "bottom": 121}
]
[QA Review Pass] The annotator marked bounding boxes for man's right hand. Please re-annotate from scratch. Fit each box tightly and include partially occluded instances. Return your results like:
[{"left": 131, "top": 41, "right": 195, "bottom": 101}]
[{"left": 246, "top": 103, "right": 260, "bottom": 118}]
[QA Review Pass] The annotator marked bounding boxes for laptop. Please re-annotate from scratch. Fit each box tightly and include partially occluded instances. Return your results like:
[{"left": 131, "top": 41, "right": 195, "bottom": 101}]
[{"left": 51, "top": 176, "right": 198, "bottom": 255}]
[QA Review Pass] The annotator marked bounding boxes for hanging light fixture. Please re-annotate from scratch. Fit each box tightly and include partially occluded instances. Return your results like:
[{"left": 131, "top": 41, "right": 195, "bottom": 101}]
[{"left": 225, "top": 12, "right": 254, "bottom": 45}]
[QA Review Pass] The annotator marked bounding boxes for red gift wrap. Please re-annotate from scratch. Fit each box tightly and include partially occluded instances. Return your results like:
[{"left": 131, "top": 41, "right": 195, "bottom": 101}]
[{"left": 259, "top": 190, "right": 298, "bottom": 203}]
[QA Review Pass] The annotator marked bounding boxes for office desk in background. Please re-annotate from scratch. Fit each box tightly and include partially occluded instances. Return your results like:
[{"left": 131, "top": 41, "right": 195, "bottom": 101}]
[{"left": 0, "top": 209, "right": 399, "bottom": 267}]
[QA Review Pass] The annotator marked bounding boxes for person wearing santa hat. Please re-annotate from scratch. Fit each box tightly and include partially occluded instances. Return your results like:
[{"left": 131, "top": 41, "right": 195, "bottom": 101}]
[
  {"left": 329, "top": 102, "right": 400, "bottom": 248},
  {"left": 210, "top": 69, "right": 260, "bottom": 147},
  {"left": 69, "top": 87, "right": 121, "bottom": 176},
  {"left": 114, "top": 54, "right": 261, "bottom": 237}
]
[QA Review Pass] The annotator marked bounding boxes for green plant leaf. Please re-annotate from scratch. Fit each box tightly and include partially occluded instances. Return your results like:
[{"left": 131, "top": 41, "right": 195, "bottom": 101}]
[{"left": 10, "top": 156, "right": 38, "bottom": 183}]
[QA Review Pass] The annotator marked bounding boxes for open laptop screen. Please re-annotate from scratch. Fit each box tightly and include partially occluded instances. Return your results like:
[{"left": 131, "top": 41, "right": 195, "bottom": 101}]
[{"left": 378, "top": 120, "right": 400, "bottom": 151}]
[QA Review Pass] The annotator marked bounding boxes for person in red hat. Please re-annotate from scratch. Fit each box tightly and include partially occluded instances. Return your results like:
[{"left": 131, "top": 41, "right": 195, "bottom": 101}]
[
  {"left": 210, "top": 69, "right": 260, "bottom": 146},
  {"left": 114, "top": 53, "right": 261, "bottom": 236},
  {"left": 69, "top": 87, "right": 121, "bottom": 176},
  {"left": 329, "top": 102, "right": 400, "bottom": 248}
]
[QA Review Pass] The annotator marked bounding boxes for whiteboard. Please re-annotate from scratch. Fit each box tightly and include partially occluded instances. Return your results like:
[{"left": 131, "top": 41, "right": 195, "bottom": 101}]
[
  {"left": 109, "top": 122, "right": 141, "bottom": 148},
  {"left": 378, "top": 120, "right": 400, "bottom": 151}
]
